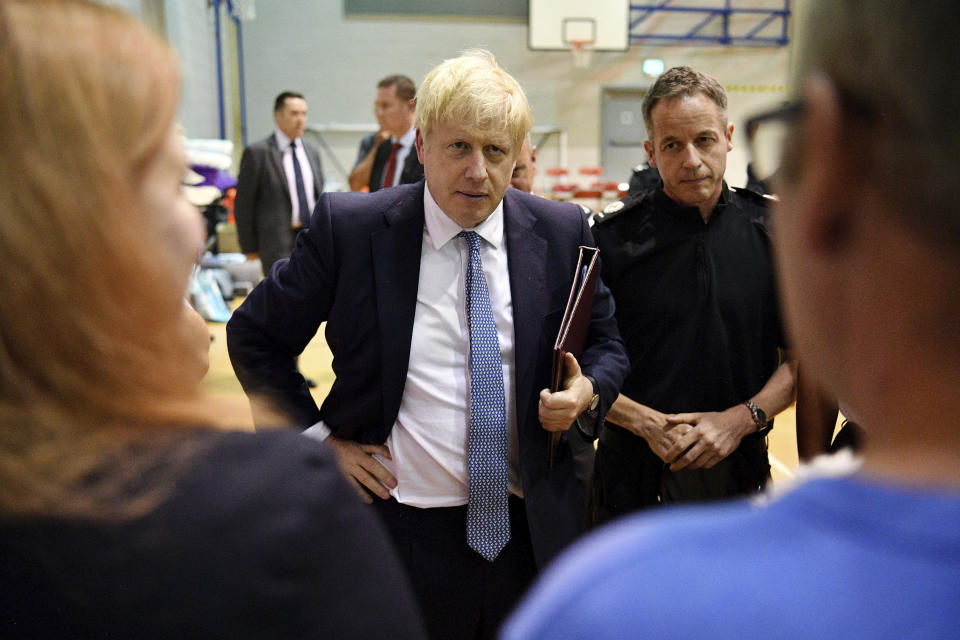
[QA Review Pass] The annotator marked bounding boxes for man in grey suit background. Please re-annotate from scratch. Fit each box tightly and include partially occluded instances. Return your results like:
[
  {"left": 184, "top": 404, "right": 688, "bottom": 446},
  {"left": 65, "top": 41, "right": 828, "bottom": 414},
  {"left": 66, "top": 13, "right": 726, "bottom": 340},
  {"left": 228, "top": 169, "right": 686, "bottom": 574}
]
[{"left": 235, "top": 91, "right": 324, "bottom": 276}]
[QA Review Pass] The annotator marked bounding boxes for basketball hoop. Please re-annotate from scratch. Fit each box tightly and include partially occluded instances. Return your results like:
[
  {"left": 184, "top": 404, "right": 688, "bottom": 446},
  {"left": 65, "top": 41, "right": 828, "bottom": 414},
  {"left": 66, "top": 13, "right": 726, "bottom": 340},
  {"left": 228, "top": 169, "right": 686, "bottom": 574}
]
[{"left": 570, "top": 40, "right": 594, "bottom": 69}]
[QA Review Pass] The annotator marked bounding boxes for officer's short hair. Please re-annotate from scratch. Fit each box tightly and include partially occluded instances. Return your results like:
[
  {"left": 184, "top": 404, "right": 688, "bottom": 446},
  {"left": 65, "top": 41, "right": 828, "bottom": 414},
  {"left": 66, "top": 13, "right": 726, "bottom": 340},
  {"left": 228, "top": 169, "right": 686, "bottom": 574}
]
[{"left": 641, "top": 66, "right": 727, "bottom": 139}]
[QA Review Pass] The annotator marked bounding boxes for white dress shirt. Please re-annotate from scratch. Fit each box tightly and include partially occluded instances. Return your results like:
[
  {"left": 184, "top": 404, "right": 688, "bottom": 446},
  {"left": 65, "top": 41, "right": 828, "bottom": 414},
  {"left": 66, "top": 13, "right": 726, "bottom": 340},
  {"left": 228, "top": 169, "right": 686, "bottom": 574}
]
[
  {"left": 274, "top": 130, "right": 317, "bottom": 227},
  {"left": 383, "top": 126, "right": 416, "bottom": 189},
  {"left": 304, "top": 185, "right": 521, "bottom": 507}
]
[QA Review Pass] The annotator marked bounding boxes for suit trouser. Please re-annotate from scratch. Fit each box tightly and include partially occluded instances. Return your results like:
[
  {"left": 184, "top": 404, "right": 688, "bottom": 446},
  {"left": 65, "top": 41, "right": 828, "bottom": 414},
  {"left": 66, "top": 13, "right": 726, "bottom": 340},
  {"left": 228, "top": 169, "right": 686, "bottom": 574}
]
[{"left": 371, "top": 495, "right": 536, "bottom": 640}]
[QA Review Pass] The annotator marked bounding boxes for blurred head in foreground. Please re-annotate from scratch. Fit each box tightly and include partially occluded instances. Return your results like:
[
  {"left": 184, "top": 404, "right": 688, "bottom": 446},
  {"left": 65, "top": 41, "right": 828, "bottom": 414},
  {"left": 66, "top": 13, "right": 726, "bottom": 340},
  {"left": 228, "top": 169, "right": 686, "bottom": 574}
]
[
  {"left": 0, "top": 0, "right": 210, "bottom": 516},
  {"left": 773, "top": 0, "right": 960, "bottom": 434}
]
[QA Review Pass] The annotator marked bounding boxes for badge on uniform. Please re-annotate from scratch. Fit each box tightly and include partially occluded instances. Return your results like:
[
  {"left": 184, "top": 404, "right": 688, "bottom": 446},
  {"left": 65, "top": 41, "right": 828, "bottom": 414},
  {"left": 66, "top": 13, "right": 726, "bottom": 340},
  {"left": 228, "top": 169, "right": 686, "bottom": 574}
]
[{"left": 603, "top": 201, "right": 624, "bottom": 214}]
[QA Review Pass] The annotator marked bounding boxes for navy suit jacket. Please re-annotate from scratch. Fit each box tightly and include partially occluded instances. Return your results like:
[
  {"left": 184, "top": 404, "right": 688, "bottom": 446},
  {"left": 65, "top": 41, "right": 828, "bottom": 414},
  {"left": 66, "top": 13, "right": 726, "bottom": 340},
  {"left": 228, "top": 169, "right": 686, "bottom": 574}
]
[{"left": 227, "top": 181, "right": 628, "bottom": 565}]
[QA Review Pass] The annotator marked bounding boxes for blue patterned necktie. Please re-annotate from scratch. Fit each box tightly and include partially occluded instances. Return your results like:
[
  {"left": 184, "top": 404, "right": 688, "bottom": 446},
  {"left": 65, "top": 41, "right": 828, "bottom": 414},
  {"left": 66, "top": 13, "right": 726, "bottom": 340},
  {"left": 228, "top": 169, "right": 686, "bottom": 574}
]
[
  {"left": 290, "top": 142, "right": 310, "bottom": 228},
  {"left": 459, "top": 230, "right": 510, "bottom": 562}
]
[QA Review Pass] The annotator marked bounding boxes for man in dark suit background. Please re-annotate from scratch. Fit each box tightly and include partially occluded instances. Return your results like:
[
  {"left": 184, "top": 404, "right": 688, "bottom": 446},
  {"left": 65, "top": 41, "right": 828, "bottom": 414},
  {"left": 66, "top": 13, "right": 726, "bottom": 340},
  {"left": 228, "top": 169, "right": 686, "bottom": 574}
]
[
  {"left": 234, "top": 91, "right": 324, "bottom": 276},
  {"left": 227, "top": 50, "right": 629, "bottom": 640},
  {"left": 348, "top": 75, "right": 424, "bottom": 192}
]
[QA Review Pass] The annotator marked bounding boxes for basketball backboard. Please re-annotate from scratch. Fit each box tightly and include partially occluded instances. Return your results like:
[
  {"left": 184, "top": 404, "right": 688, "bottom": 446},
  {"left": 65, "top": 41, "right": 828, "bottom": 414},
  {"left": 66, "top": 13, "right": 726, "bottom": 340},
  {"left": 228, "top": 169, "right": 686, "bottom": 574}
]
[{"left": 528, "top": 0, "right": 630, "bottom": 51}]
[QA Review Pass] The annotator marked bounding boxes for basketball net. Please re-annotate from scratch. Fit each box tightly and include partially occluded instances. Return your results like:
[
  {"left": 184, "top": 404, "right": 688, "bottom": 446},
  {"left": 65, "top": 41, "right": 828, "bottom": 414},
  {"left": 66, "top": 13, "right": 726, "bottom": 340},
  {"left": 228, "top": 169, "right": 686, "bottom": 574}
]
[{"left": 570, "top": 40, "right": 594, "bottom": 69}]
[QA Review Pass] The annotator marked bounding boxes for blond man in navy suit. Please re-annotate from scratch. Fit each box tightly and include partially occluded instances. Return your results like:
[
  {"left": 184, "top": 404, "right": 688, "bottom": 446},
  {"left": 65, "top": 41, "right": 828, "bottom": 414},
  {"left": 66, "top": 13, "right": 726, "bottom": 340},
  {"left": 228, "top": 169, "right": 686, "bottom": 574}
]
[{"left": 229, "top": 52, "right": 628, "bottom": 639}]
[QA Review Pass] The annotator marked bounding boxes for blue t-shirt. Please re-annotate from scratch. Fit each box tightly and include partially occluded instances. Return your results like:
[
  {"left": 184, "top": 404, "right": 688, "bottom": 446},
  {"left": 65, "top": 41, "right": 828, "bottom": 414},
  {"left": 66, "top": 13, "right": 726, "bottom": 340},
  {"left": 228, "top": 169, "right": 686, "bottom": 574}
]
[{"left": 502, "top": 476, "right": 960, "bottom": 639}]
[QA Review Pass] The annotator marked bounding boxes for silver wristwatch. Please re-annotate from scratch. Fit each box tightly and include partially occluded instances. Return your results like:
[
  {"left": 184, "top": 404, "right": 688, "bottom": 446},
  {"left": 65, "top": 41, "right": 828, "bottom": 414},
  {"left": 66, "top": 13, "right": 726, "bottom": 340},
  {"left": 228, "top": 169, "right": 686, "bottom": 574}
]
[{"left": 743, "top": 400, "right": 771, "bottom": 432}]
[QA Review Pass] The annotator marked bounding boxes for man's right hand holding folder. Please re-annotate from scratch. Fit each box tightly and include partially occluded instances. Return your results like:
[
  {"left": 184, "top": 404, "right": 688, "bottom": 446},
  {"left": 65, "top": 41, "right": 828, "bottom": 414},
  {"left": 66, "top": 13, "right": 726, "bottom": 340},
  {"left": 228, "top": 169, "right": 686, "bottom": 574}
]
[
  {"left": 540, "top": 245, "right": 604, "bottom": 467},
  {"left": 538, "top": 351, "right": 597, "bottom": 434}
]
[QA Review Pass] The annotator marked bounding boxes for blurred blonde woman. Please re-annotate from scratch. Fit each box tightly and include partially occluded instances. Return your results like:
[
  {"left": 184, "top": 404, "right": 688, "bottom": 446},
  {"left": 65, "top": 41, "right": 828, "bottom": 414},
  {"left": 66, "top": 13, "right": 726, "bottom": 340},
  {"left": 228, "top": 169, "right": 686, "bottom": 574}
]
[{"left": 0, "top": 1, "right": 425, "bottom": 637}]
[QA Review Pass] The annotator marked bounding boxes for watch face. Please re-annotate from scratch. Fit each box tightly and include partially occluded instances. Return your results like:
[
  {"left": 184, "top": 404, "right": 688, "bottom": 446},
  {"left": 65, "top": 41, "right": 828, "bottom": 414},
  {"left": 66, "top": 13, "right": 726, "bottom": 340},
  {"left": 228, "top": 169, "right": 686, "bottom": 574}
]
[
  {"left": 589, "top": 394, "right": 599, "bottom": 411},
  {"left": 746, "top": 401, "right": 767, "bottom": 429}
]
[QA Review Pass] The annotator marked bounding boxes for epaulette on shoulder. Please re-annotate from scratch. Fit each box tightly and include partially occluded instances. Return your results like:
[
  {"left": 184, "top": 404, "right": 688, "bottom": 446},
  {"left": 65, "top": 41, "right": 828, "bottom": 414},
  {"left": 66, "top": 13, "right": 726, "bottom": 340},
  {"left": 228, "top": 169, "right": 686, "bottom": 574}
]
[
  {"left": 730, "top": 185, "right": 779, "bottom": 207},
  {"left": 593, "top": 190, "right": 647, "bottom": 225},
  {"left": 731, "top": 187, "right": 776, "bottom": 237}
]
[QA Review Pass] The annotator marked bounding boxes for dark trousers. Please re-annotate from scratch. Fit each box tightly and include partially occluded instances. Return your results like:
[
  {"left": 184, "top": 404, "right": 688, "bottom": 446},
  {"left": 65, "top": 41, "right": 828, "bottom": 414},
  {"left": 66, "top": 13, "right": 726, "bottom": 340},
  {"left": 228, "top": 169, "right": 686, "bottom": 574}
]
[{"left": 372, "top": 495, "right": 536, "bottom": 640}]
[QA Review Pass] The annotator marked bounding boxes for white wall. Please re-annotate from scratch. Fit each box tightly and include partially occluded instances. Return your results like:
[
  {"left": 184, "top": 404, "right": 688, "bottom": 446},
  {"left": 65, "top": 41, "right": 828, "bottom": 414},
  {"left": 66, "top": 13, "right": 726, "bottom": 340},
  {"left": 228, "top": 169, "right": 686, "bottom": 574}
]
[
  {"left": 99, "top": 0, "right": 222, "bottom": 140},
  {"left": 234, "top": 1, "right": 798, "bottom": 192},
  {"left": 165, "top": 2, "right": 221, "bottom": 140}
]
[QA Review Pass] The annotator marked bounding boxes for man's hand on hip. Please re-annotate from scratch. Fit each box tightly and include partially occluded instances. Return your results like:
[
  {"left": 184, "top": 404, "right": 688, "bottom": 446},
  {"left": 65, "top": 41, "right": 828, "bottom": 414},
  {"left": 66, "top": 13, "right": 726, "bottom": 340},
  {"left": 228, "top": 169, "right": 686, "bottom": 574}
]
[
  {"left": 538, "top": 352, "right": 593, "bottom": 432},
  {"left": 325, "top": 436, "right": 396, "bottom": 504}
]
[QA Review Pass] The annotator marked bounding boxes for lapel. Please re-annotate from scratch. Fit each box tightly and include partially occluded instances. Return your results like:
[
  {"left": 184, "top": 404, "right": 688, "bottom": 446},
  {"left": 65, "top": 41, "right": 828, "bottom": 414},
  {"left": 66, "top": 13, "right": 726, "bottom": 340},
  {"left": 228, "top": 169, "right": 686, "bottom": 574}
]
[
  {"left": 303, "top": 142, "right": 324, "bottom": 196},
  {"left": 503, "top": 190, "right": 548, "bottom": 428},
  {"left": 266, "top": 136, "right": 292, "bottom": 205},
  {"left": 371, "top": 182, "right": 426, "bottom": 427}
]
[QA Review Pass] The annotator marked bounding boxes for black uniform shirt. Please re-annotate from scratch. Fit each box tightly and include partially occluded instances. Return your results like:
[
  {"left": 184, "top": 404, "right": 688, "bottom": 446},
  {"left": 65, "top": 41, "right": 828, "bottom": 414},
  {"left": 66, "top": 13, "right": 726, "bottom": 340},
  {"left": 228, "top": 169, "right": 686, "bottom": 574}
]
[{"left": 592, "top": 182, "right": 784, "bottom": 415}]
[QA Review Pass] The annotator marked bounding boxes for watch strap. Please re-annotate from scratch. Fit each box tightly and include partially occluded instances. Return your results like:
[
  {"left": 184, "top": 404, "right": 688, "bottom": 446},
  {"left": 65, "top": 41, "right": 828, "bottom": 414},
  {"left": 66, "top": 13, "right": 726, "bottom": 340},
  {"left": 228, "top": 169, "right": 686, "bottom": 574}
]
[
  {"left": 743, "top": 400, "right": 772, "bottom": 432},
  {"left": 584, "top": 376, "right": 599, "bottom": 415}
]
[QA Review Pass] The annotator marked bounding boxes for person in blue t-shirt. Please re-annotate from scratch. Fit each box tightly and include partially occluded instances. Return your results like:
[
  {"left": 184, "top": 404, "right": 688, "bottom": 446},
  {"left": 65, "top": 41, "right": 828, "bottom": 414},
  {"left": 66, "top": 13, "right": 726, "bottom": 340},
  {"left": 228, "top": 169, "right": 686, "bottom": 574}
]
[{"left": 502, "top": 1, "right": 960, "bottom": 638}]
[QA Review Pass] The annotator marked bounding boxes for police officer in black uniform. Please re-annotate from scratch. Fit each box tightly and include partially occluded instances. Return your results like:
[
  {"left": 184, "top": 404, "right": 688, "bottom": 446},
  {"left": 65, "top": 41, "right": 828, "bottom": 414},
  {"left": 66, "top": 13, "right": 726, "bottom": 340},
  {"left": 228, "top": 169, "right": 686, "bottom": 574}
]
[{"left": 589, "top": 67, "right": 797, "bottom": 524}]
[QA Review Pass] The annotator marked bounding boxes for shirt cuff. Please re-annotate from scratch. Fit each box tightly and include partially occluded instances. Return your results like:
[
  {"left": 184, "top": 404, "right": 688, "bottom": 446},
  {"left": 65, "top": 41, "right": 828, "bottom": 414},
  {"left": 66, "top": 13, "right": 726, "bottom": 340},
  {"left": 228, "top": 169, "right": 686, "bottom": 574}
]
[{"left": 302, "top": 420, "right": 331, "bottom": 443}]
